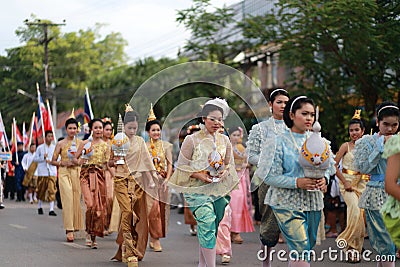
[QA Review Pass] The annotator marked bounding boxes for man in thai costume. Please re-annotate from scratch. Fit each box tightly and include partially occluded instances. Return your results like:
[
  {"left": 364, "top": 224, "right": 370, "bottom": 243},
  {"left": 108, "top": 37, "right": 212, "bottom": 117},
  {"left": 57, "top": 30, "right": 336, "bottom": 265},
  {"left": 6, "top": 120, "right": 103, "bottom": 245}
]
[
  {"left": 34, "top": 131, "right": 57, "bottom": 216},
  {"left": 169, "top": 98, "right": 239, "bottom": 267},
  {"left": 334, "top": 110, "right": 367, "bottom": 262},
  {"left": 382, "top": 132, "right": 400, "bottom": 259},
  {"left": 74, "top": 118, "right": 110, "bottom": 248},
  {"left": 264, "top": 96, "right": 333, "bottom": 267},
  {"left": 354, "top": 102, "right": 399, "bottom": 267},
  {"left": 12, "top": 142, "right": 26, "bottom": 202},
  {"left": 51, "top": 116, "right": 84, "bottom": 242},
  {"left": 145, "top": 104, "right": 173, "bottom": 252},
  {"left": 110, "top": 105, "right": 158, "bottom": 267},
  {"left": 22, "top": 143, "right": 38, "bottom": 204},
  {"left": 246, "top": 88, "right": 289, "bottom": 267}
]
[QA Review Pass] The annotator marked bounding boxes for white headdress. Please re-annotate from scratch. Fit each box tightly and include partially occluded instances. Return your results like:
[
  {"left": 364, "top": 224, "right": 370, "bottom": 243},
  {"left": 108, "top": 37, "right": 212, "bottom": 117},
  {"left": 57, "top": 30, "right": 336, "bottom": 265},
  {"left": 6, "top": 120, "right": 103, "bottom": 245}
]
[{"left": 204, "top": 98, "right": 230, "bottom": 120}]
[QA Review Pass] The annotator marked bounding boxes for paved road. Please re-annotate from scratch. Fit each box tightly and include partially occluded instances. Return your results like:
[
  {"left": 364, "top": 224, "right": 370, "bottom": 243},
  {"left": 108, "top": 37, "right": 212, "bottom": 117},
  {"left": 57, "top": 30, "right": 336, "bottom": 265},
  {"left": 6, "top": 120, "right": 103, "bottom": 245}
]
[{"left": 0, "top": 198, "right": 395, "bottom": 267}]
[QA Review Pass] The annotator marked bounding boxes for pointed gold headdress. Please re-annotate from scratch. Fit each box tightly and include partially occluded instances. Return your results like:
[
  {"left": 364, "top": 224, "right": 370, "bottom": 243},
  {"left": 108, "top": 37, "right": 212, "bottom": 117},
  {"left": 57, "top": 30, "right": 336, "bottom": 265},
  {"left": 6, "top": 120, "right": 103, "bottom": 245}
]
[
  {"left": 352, "top": 109, "right": 362, "bottom": 120},
  {"left": 147, "top": 103, "right": 157, "bottom": 122},
  {"left": 68, "top": 108, "right": 75, "bottom": 119},
  {"left": 125, "top": 103, "right": 134, "bottom": 113}
]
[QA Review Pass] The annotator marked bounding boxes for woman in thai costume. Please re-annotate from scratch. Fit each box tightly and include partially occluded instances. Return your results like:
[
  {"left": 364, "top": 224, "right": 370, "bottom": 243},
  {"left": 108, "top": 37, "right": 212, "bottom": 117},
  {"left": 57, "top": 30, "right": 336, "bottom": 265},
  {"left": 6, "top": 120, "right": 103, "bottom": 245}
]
[
  {"left": 110, "top": 105, "right": 158, "bottom": 267},
  {"left": 264, "top": 96, "right": 333, "bottom": 267},
  {"left": 74, "top": 118, "right": 110, "bottom": 248},
  {"left": 169, "top": 98, "right": 239, "bottom": 267},
  {"left": 102, "top": 118, "right": 115, "bottom": 233},
  {"left": 334, "top": 110, "right": 367, "bottom": 262},
  {"left": 51, "top": 117, "right": 84, "bottom": 242},
  {"left": 145, "top": 104, "right": 173, "bottom": 252},
  {"left": 228, "top": 126, "right": 254, "bottom": 244},
  {"left": 382, "top": 133, "right": 400, "bottom": 258},
  {"left": 354, "top": 102, "right": 399, "bottom": 267},
  {"left": 246, "top": 88, "right": 289, "bottom": 266}
]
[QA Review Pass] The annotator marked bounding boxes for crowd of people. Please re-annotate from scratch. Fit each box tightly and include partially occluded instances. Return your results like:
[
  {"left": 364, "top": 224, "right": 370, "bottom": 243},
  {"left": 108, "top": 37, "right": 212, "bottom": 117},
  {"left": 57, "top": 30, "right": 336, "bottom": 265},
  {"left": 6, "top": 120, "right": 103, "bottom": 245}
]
[{"left": 0, "top": 90, "right": 399, "bottom": 267}]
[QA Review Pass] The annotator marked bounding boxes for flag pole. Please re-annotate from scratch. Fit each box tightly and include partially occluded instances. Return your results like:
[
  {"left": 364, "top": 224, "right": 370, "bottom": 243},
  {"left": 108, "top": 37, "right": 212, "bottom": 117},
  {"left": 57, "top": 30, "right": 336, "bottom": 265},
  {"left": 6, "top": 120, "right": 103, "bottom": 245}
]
[
  {"left": 46, "top": 99, "right": 57, "bottom": 141},
  {"left": 12, "top": 117, "right": 18, "bottom": 164},
  {"left": 37, "top": 83, "right": 46, "bottom": 142},
  {"left": 22, "top": 122, "right": 26, "bottom": 151},
  {"left": 28, "top": 112, "right": 35, "bottom": 146},
  {"left": 85, "top": 87, "right": 94, "bottom": 119}
]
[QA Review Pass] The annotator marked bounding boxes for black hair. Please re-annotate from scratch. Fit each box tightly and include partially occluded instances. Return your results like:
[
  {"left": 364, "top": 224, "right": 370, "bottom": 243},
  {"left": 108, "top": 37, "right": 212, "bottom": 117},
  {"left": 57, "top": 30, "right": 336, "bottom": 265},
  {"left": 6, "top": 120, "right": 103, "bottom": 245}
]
[
  {"left": 88, "top": 118, "right": 104, "bottom": 130},
  {"left": 228, "top": 126, "right": 241, "bottom": 135},
  {"left": 197, "top": 104, "right": 224, "bottom": 124},
  {"left": 103, "top": 121, "right": 113, "bottom": 128},
  {"left": 45, "top": 130, "right": 53, "bottom": 137},
  {"left": 348, "top": 118, "right": 365, "bottom": 130},
  {"left": 376, "top": 101, "right": 399, "bottom": 121},
  {"left": 145, "top": 119, "right": 161, "bottom": 132},
  {"left": 30, "top": 143, "right": 36, "bottom": 147},
  {"left": 283, "top": 95, "right": 315, "bottom": 128},
  {"left": 124, "top": 111, "right": 139, "bottom": 125},
  {"left": 65, "top": 118, "right": 78, "bottom": 129},
  {"left": 268, "top": 88, "right": 290, "bottom": 103}
]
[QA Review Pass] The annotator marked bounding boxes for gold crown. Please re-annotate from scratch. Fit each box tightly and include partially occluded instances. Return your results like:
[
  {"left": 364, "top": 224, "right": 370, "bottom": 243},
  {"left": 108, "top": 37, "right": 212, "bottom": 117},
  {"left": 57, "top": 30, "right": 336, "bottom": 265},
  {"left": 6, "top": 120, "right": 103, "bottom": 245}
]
[
  {"left": 125, "top": 103, "right": 134, "bottom": 112},
  {"left": 68, "top": 108, "right": 75, "bottom": 119},
  {"left": 352, "top": 109, "right": 362, "bottom": 120},
  {"left": 147, "top": 103, "right": 157, "bottom": 122}
]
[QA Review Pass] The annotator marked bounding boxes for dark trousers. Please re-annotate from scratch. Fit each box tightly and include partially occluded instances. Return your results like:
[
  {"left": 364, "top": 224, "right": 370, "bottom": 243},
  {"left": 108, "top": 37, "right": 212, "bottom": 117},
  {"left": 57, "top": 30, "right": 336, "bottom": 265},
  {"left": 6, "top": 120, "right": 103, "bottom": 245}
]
[
  {"left": 252, "top": 188, "right": 261, "bottom": 222},
  {"left": 4, "top": 175, "right": 16, "bottom": 199}
]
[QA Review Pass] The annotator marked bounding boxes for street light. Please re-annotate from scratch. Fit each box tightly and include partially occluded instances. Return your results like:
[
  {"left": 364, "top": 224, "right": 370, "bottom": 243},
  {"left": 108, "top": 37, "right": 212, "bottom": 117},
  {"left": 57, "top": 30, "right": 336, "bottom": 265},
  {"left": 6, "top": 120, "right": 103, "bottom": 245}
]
[{"left": 17, "top": 89, "right": 37, "bottom": 100}]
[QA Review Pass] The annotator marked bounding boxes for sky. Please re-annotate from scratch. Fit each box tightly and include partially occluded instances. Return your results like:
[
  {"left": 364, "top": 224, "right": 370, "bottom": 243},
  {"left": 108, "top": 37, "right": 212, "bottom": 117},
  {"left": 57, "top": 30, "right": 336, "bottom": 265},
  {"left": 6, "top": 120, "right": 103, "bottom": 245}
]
[{"left": 0, "top": 0, "right": 239, "bottom": 63}]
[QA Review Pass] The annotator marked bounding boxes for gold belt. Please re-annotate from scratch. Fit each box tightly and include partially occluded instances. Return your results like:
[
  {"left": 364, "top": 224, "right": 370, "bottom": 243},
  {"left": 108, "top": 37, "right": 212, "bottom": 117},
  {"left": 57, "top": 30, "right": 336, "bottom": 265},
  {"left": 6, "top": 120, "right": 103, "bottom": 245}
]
[{"left": 342, "top": 168, "right": 370, "bottom": 180}]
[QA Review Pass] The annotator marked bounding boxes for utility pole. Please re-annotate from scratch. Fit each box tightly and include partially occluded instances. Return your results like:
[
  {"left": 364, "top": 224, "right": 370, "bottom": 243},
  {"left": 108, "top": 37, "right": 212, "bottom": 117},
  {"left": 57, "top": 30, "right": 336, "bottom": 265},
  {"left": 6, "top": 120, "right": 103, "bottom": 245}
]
[{"left": 24, "top": 19, "right": 66, "bottom": 129}]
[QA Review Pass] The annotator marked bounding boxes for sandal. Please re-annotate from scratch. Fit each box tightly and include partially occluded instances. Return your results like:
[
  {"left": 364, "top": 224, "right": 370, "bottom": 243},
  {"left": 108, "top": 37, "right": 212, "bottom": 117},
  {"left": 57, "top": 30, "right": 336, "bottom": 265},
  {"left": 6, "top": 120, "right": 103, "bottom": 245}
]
[
  {"left": 85, "top": 235, "right": 92, "bottom": 247},
  {"left": 127, "top": 256, "right": 138, "bottom": 267},
  {"left": 325, "top": 231, "right": 338, "bottom": 238},
  {"left": 221, "top": 254, "right": 231, "bottom": 264},
  {"left": 66, "top": 232, "right": 74, "bottom": 242},
  {"left": 231, "top": 233, "right": 243, "bottom": 244},
  {"left": 346, "top": 249, "right": 360, "bottom": 263}
]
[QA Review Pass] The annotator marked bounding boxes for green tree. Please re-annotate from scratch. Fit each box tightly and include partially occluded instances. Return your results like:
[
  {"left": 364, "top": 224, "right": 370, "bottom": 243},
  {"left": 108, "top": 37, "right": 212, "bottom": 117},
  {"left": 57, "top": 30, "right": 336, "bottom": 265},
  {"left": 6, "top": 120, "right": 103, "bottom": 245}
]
[
  {"left": 176, "top": 0, "right": 241, "bottom": 64},
  {"left": 240, "top": 0, "right": 400, "bottom": 143},
  {"left": 0, "top": 18, "right": 129, "bottom": 130}
]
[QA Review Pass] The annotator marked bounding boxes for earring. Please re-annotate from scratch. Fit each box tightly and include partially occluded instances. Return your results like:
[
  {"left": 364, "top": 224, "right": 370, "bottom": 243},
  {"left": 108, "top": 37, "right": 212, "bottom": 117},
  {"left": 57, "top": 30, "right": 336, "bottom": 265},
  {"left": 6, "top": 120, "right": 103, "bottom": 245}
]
[{"left": 269, "top": 107, "right": 272, "bottom": 113}]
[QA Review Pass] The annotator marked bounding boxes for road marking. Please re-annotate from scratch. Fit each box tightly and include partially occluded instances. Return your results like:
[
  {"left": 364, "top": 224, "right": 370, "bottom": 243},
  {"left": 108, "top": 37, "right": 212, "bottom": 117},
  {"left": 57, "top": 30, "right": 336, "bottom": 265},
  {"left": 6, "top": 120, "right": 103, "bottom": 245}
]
[
  {"left": 9, "top": 224, "right": 27, "bottom": 229},
  {"left": 62, "top": 242, "right": 89, "bottom": 249}
]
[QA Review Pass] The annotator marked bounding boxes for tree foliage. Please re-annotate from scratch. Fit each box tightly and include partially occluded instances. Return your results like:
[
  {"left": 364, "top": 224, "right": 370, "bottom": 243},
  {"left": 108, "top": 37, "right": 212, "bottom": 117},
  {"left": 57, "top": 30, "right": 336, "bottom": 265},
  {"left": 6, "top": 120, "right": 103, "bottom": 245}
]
[
  {"left": 240, "top": 0, "right": 400, "bottom": 142},
  {"left": 176, "top": 0, "right": 241, "bottom": 63},
  {"left": 0, "top": 16, "right": 182, "bottom": 135}
]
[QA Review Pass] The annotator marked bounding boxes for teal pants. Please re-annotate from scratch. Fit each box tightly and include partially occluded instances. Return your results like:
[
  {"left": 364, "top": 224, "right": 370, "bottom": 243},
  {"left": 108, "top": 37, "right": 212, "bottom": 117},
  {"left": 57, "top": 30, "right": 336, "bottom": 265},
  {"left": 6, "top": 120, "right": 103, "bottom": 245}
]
[{"left": 185, "top": 194, "right": 230, "bottom": 248}]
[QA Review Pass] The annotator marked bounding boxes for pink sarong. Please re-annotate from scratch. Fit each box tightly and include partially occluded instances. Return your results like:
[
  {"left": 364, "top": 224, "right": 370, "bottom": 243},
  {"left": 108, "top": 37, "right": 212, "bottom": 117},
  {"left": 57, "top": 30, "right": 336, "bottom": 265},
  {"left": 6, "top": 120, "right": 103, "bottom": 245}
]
[{"left": 230, "top": 168, "right": 254, "bottom": 233}]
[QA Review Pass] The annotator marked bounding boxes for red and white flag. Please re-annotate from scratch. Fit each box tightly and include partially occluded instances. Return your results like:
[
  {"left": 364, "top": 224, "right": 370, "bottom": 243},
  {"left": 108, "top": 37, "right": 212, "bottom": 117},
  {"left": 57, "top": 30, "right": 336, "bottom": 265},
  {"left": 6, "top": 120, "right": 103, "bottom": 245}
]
[
  {"left": 0, "top": 112, "right": 9, "bottom": 150},
  {"left": 35, "top": 84, "right": 52, "bottom": 144}
]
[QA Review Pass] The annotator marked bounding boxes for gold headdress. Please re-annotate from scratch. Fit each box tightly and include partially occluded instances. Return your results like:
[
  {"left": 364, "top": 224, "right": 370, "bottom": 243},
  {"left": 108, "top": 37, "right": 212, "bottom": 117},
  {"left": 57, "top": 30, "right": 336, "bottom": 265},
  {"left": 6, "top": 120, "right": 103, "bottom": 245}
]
[
  {"left": 352, "top": 109, "right": 362, "bottom": 120},
  {"left": 68, "top": 108, "right": 75, "bottom": 119},
  {"left": 125, "top": 103, "right": 134, "bottom": 112},
  {"left": 147, "top": 103, "right": 157, "bottom": 122}
]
